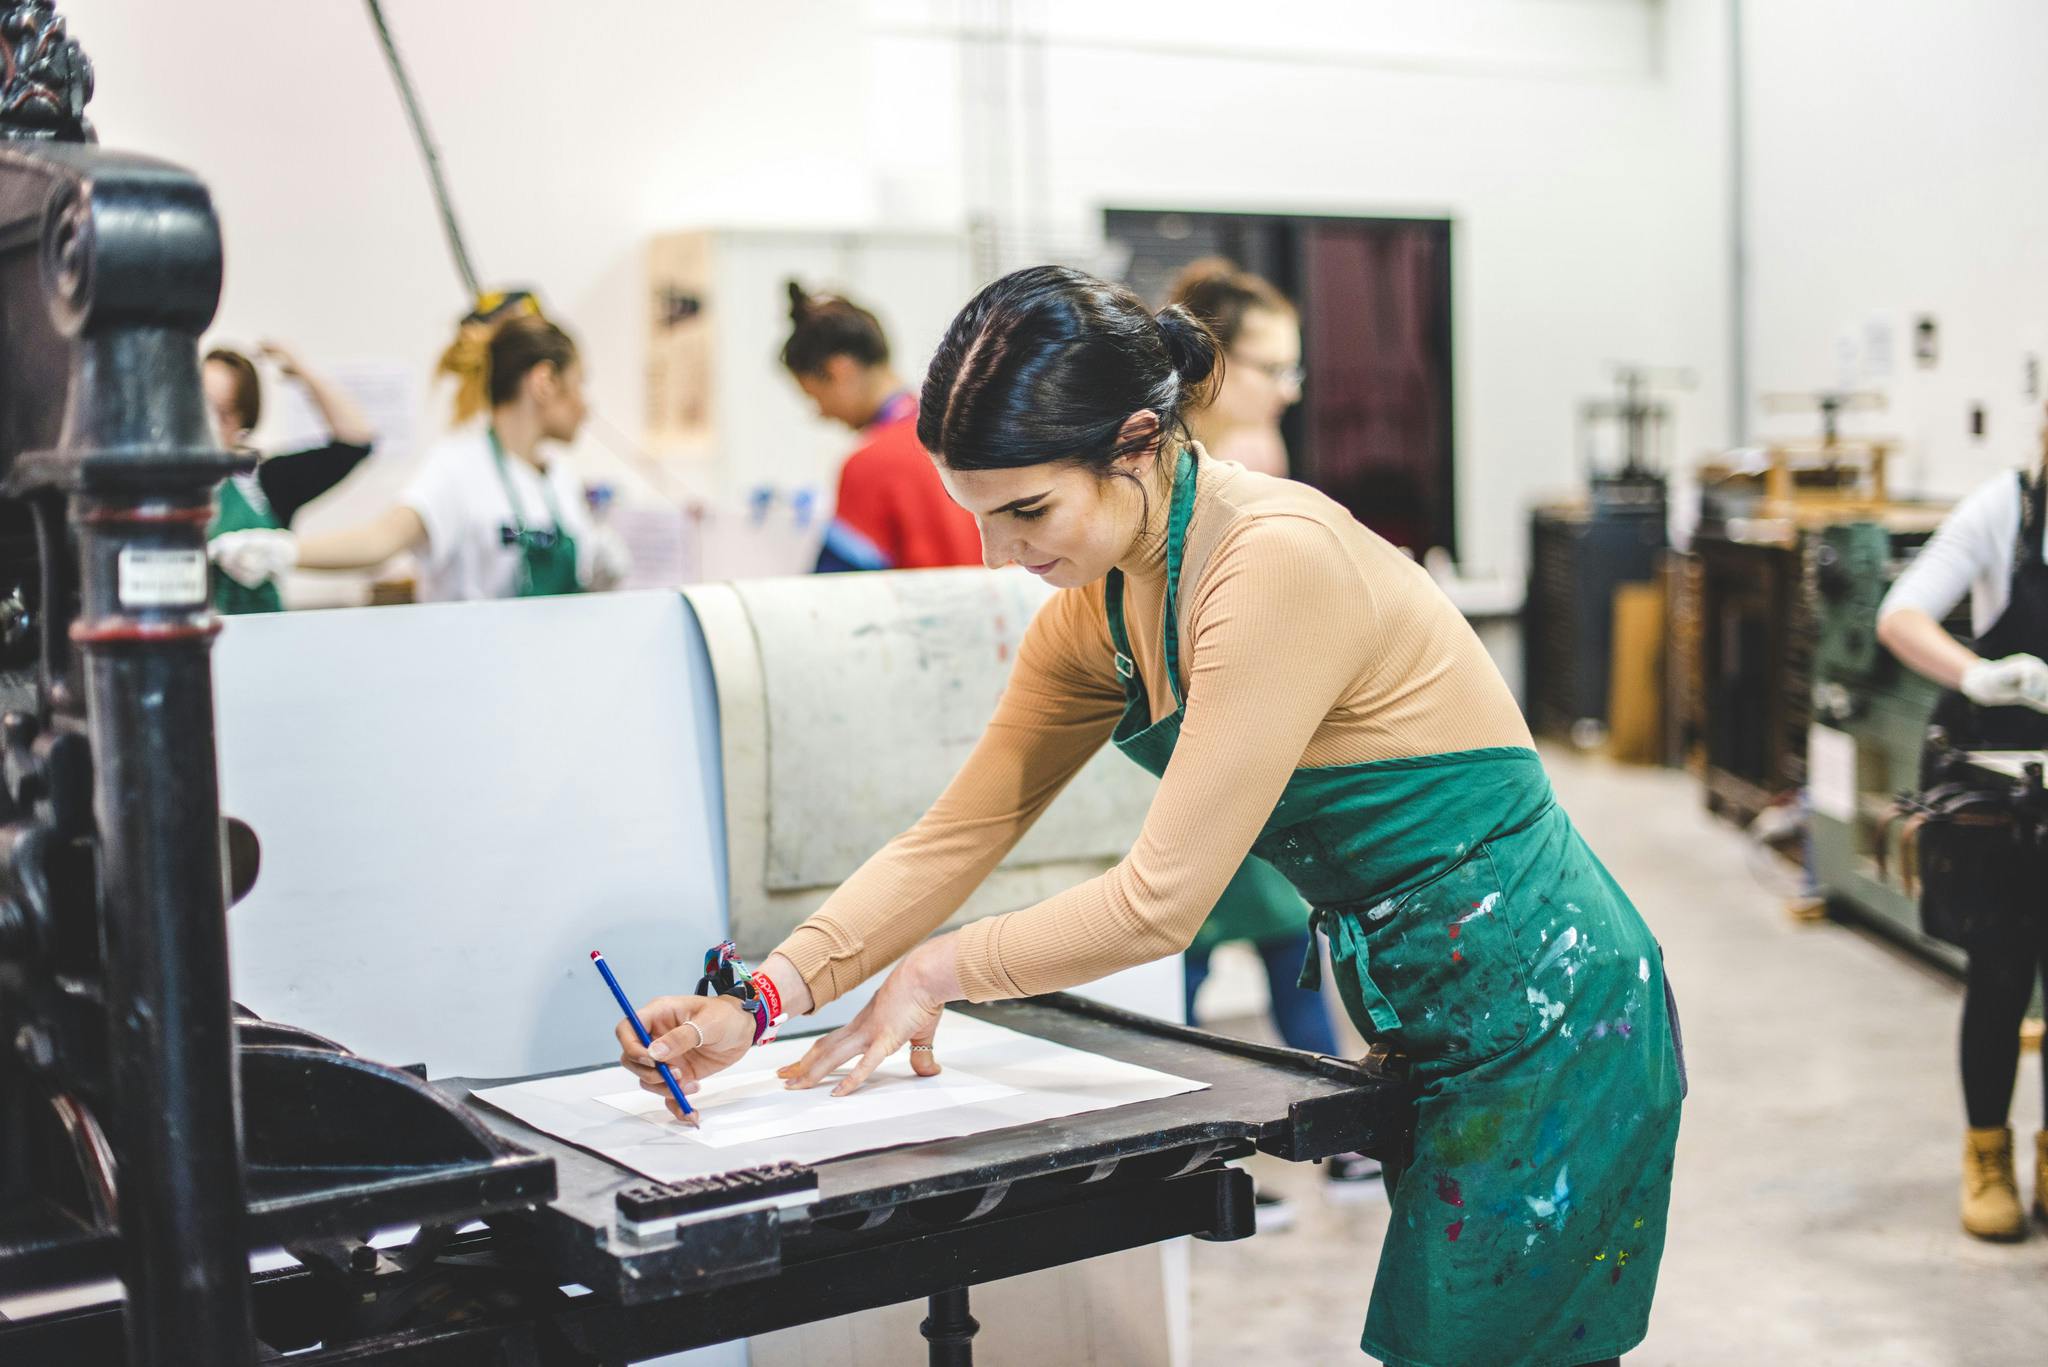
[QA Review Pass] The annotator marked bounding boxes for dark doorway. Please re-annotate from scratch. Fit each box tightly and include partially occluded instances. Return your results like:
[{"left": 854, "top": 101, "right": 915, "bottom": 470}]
[{"left": 1104, "top": 209, "right": 1455, "bottom": 556}]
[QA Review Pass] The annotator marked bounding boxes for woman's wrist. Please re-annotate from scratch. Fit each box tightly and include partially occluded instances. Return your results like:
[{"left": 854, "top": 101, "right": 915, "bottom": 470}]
[
  {"left": 908, "top": 934, "right": 965, "bottom": 1005},
  {"left": 759, "top": 951, "right": 814, "bottom": 1018}
]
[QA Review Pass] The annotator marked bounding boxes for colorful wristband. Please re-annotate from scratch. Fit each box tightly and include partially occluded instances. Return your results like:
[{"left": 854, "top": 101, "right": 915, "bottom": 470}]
[{"left": 750, "top": 970, "right": 785, "bottom": 1043}]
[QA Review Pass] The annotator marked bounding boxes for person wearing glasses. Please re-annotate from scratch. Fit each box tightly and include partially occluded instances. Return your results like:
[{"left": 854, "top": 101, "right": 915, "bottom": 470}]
[
  {"left": 1168, "top": 258, "right": 1304, "bottom": 478},
  {"left": 1166, "top": 260, "right": 1378, "bottom": 1212}
]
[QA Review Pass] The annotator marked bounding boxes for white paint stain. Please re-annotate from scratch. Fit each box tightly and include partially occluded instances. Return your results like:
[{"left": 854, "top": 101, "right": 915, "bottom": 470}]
[
  {"left": 1453, "top": 892, "right": 1502, "bottom": 926},
  {"left": 1533, "top": 925, "right": 1580, "bottom": 976},
  {"left": 1639, "top": 957, "right": 1651, "bottom": 983},
  {"left": 1524, "top": 1166, "right": 1571, "bottom": 1222},
  {"left": 1366, "top": 899, "right": 1397, "bottom": 922},
  {"left": 1527, "top": 986, "right": 1567, "bottom": 1027}
]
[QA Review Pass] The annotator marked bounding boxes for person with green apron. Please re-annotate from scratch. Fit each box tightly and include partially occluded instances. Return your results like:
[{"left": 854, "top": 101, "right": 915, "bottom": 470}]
[
  {"left": 210, "top": 474, "right": 287, "bottom": 615},
  {"left": 284, "top": 311, "right": 620, "bottom": 600},
  {"left": 201, "top": 342, "right": 376, "bottom": 613},
  {"left": 616, "top": 267, "right": 1683, "bottom": 1366}
]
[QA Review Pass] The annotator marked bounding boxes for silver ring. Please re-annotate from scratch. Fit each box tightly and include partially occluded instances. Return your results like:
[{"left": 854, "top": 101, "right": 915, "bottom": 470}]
[
  {"left": 684, "top": 1020, "right": 706, "bottom": 1050},
  {"left": 909, "top": 1044, "right": 934, "bottom": 1052}
]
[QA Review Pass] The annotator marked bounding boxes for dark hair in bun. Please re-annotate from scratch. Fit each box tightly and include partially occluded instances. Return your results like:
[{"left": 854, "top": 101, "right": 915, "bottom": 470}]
[
  {"left": 781, "top": 281, "right": 891, "bottom": 375},
  {"left": 1166, "top": 257, "right": 1295, "bottom": 351},
  {"left": 918, "top": 265, "right": 1222, "bottom": 486},
  {"left": 1154, "top": 302, "right": 1222, "bottom": 390}
]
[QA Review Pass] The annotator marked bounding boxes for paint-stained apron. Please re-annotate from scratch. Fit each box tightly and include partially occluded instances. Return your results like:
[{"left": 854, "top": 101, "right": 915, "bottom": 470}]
[{"left": 1105, "top": 452, "right": 1683, "bottom": 1367}]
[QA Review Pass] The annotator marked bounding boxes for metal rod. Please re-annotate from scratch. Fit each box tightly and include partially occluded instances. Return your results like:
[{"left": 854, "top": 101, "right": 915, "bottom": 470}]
[
  {"left": 920, "top": 1286, "right": 979, "bottom": 1367},
  {"left": 1728, "top": 0, "right": 1750, "bottom": 444},
  {"left": 362, "top": 0, "right": 481, "bottom": 300}
]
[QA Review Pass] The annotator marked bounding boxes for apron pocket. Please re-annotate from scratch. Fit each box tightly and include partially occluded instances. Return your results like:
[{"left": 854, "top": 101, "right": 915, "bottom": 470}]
[{"left": 1324, "top": 846, "right": 1534, "bottom": 1068}]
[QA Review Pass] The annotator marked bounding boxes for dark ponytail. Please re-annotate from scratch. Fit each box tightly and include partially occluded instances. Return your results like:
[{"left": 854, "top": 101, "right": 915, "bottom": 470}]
[
  {"left": 918, "top": 265, "right": 1222, "bottom": 480},
  {"left": 781, "top": 281, "right": 891, "bottom": 375}
]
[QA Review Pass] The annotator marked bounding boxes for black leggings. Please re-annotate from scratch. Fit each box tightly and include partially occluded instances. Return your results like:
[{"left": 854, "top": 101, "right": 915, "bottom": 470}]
[{"left": 1962, "top": 912, "right": 2048, "bottom": 1129}]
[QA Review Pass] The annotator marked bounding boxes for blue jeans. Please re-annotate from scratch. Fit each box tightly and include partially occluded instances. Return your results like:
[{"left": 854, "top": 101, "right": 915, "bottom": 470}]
[{"left": 1183, "top": 930, "right": 1338, "bottom": 1055}]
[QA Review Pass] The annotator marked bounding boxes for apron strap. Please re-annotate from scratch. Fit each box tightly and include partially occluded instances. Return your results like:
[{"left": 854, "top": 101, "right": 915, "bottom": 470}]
[
  {"left": 1103, "top": 450, "right": 1201, "bottom": 706},
  {"left": 488, "top": 428, "right": 567, "bottom": 540},
  {"left": 1302, "top": 905, "right": 1404, "bottom": 1034},
  {"left": 1160, "top": 448, "right": 1199, "bottom": 709},
  {"left": 2022, "top": 466, "right": 2047, "bottom": 576},
  {"left": 1103, "top": 569, "right": 1141, "bottom": 702}
]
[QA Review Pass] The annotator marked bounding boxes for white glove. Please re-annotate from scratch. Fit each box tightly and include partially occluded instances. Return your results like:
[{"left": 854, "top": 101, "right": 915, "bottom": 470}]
[
  {"left": 1960, "top": 653, "right": 2048, "bottom": 712},
  {"left": 209, "top": 529, "right": 299, "bottom": 589}
]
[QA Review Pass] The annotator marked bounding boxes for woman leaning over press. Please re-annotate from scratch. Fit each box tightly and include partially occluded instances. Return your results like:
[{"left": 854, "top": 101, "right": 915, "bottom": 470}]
[{"left": 616, "top": 267, "right": 1683, "bottom": 1367}]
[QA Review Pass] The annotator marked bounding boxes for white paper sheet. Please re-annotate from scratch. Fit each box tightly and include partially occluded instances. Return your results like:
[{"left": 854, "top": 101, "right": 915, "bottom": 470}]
[
  {"left": 470, "top": 1011, "right": 1207, "bottom": 1184},
  {"left": 592, "top": 1062, "right": 1020, "bottom": 1150}
]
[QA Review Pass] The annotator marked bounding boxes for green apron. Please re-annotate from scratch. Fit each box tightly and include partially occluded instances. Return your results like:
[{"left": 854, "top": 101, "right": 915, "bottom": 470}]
[
  {"left": 209, "top": 472, "right": 284, "bottom": 615},
  {"left": 1106, "top": 452, "right": 1682, "bottom": 1367},
  {"left": 1192, "top": 855, "right": 1306, "bottom": 952},
  {"left": 489, "top": 429, "right": 583, "bottom": 598}
]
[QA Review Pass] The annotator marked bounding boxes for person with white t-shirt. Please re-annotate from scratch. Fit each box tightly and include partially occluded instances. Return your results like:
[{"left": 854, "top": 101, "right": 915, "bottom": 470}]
[
  {"left": 214, "top": 312, "right": 624, "bottom": 600},
  {"left": 1878, "top": 439, "right": 2048, "bottom": 1242}
]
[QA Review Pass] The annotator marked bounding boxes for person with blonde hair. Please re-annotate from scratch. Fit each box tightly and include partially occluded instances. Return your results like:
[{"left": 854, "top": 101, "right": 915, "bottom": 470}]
[{"left": 215, "top": 302, "right": 624, "bottom": 601}]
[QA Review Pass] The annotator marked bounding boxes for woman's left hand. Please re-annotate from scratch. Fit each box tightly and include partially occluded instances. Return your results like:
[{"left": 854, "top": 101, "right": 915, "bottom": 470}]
[{"left": 779, "top": 936, "right": 960, "bottom": 1096}]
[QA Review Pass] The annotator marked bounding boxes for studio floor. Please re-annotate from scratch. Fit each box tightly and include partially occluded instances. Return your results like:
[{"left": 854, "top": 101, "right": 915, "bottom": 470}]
[{"left": 1190, "top": 746, "right": 2048, "bottom": 1366}]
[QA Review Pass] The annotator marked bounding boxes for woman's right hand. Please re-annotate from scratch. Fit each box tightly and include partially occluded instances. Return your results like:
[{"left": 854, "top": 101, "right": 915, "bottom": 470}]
[
  {"left": 616, "top": 995, "right": 756, "bottom": 1119},
  {"left": 1961, "top": 653, "right": 2048, "bottom": 711}
]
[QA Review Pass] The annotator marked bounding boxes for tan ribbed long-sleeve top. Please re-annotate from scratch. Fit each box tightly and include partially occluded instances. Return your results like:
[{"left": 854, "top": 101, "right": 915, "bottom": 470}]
[{"left": 774, "top": 458, "right": 1533, "bottom": 1008}]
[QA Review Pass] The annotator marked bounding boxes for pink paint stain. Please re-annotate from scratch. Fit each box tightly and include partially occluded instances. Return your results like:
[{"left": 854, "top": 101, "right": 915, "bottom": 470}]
[
  {"left": 1445, "top": 1219, "right": 1465, "bottom": 1242},
  {"left": 1452, "top": 950, "right": 1463, "bottom": 964},
  {"left": 1507, "top": 1159, "right": 1523, "bottom": 1170},
  {"left": 1610, "top": 1265, "right": 1623, "bottom": 1286},
  {"left": 1449, "top": 924, "right": 1462, "bottom": 940},
  {"left": 1434, "top": 1173, "right": 1464, "bottom": 1207}
]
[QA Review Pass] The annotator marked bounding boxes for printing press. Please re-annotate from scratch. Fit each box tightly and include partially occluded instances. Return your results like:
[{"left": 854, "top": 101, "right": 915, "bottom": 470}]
[{"left": 0, "top": 9, "right": 1411, "bottom": 1363}]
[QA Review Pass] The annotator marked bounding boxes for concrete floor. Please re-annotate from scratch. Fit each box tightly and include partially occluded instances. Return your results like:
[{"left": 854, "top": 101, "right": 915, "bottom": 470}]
[{"left": 1190, "top": 745, "right": 2048, "bottom": 1366}]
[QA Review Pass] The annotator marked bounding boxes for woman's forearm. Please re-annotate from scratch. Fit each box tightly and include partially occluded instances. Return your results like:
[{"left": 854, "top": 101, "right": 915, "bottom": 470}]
[
  {"left": 1877, "top": 607, "right": 1979, "bottom": 690},
  {"left": 296, "top": 505, "right": 425, "bottom": 571}
]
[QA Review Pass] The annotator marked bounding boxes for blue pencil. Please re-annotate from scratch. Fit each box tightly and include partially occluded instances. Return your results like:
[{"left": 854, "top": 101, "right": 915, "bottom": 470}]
[{"left": 590, "top": 949, "right": 699, "bottom": 1127}]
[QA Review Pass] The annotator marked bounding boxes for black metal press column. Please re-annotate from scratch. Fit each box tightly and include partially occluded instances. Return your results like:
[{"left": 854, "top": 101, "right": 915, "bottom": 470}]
[{"left": 5, "top": 111, "right": 257, "bottom": 1367}]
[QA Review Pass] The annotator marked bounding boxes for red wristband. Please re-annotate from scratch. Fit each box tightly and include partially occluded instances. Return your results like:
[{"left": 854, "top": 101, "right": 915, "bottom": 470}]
[{"left": 751, "top": 970, "right": 784, "bottom": 1040}]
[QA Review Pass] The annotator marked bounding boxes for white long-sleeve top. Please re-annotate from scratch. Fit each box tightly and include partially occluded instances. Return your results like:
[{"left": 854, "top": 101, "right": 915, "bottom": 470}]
[{"left": 1879, "top": 470, "right": 2045, "bottom": 637}]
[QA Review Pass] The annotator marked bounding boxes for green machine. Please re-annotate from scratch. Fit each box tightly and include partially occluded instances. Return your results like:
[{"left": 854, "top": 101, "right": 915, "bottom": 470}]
[{"left": 1805, "top": 520, "right": 1967, "bottom": 972}]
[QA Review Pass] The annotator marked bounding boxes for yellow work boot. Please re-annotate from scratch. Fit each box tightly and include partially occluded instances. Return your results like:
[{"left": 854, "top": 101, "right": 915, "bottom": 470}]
[
  {"left": 1963, "top": 1126, "right": 2026, "bottom": 1241},
  {"left": 2034, "top": 1131, "right": 2048, "bottom": 1225}
]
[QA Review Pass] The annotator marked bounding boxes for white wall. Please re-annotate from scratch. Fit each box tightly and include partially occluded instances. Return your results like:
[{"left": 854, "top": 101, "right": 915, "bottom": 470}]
[
  {"left": 871, "top": 0, "right": 1734, "bottom": 573},
  {"left": 69, "top": 0, "right": 1733, "bottom": 581},
  {"left": 1744, "top": 0, "right": 2048, "bottom": 501}
]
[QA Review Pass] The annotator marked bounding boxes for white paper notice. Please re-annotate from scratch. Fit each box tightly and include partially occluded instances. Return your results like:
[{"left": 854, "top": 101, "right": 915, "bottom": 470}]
[
  {"left": 1807, "top": 725, "right": 1858, "bottom": 823},
  {"left": 470, "top": 1011, "right": 1207, "bottom": 1184}
]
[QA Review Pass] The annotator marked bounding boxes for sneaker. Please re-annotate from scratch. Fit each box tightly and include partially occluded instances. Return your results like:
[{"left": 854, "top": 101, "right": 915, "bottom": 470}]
[
  {"left": 1323, "top": 1151, "right": 1385, "bottom": 1203},
  {"left": 1252, "top": 1187, "right": 1297, "bottom": 1233}
]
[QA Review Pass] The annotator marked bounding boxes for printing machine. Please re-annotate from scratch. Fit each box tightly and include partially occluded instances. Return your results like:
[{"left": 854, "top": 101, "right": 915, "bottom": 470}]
[{"left": 0, "top": 10, "right": 1410, "bottom": 1363}]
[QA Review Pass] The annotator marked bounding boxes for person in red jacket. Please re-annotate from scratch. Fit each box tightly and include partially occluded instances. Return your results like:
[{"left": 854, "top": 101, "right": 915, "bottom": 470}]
[{"left": 782, "top": 282, "right": 982, "bottom": 572}]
